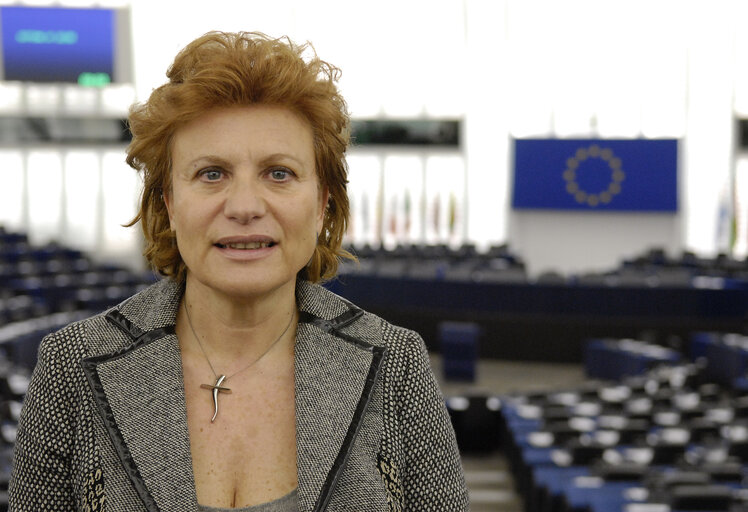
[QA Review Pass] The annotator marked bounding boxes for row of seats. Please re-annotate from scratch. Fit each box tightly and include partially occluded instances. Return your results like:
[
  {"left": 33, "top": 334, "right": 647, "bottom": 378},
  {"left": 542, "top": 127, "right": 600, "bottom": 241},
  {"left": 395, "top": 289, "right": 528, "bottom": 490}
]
[
  {"left": 574, "top": 248, "right": 748, "bottom": 289},
  {"left": 692, "top": 332, "right": 748, "bottom": 391},
  {"left": 0, "top": 228, "right": 156, "bottom": 365},
  {"left": 341, "top": 242, "right": 529, "bottom": 283},
  {"left": 0, "top": 228, "right": 155, "bottom": 331},
  {"left": 584, "top": 338, "right": 683, "bottom": 382},
  {"left": 341, "top": 243, "right": 748, "bottom": 288},
  {"left": 624, "top": 248, "right": 748, "bottom": 280},
  {"left": 493, "top": 336, "right": 748, "bottom": 512}
]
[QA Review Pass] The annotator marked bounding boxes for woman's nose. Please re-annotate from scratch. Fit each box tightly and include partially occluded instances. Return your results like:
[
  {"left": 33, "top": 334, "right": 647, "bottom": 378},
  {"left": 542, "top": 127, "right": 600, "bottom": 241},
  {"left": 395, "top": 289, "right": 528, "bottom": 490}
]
[{"left": 223, "top": 176, "right": 267, "bottom": 223}]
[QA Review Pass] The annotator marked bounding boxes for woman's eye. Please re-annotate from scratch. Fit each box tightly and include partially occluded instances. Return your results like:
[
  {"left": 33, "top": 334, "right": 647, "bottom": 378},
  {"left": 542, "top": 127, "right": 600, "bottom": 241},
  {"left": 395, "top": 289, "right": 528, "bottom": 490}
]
[
  {"left": 269, "top": 168, "right": 292, "bottom": 181},
  {"left": 200, "top": 169, "right": 223, "bottom": 181}
]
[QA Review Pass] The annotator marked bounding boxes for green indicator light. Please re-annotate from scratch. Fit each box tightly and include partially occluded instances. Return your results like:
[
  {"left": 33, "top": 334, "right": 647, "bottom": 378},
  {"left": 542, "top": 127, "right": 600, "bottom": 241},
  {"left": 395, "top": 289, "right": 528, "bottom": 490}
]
[{"left": 78, "top": 72, "right": 111, "bottom": 87}]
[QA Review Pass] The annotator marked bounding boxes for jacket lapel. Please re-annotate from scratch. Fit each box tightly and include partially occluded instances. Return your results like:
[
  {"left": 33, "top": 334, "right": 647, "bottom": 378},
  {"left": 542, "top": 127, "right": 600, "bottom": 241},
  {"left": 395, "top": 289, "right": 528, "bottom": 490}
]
[
  {"left": 295, "top": 281, "right": 386, "bottom": 512},
  {"left": 293, "top": 285, "right": 387, "bottom": 512},
  {"left": 81, "top": 281, "right": 198, "bottom": 512}
]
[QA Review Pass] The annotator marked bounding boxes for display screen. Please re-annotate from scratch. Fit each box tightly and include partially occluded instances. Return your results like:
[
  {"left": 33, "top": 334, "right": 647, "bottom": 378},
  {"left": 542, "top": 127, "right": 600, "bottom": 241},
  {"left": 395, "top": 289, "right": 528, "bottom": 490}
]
[{"left": 0, "top": 6, "right": 115, "bottom": 85}]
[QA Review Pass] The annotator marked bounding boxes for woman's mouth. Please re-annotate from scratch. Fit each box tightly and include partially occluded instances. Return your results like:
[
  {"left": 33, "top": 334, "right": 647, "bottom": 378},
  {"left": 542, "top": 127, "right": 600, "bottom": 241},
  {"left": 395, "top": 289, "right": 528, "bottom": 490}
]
[{"left": 215, "top": 241, "right": 275, "bottom": 250}]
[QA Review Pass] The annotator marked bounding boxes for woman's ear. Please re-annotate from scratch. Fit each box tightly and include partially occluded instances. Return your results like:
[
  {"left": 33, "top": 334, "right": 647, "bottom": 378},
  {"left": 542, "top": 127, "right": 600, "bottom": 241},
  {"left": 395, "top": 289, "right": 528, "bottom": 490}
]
[
  {"left": 162, "top": 188, "right": 175, "bottom": 231},
  {"left": 317, "top": 186, "right": 330, "bottom": 234}
]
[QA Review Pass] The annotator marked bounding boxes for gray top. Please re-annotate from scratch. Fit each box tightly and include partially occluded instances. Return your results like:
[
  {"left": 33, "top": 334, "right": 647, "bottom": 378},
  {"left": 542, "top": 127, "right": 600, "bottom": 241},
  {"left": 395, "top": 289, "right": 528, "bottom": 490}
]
[{"left": 197, "top": 489, "right": 298, "bottom": 512}]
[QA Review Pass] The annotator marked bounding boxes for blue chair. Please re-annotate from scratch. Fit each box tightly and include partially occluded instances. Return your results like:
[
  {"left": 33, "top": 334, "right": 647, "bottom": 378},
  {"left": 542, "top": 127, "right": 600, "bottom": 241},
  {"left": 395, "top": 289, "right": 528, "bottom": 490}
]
[{"left": 439, "top": 321, "right": 480, "bottom": 382}]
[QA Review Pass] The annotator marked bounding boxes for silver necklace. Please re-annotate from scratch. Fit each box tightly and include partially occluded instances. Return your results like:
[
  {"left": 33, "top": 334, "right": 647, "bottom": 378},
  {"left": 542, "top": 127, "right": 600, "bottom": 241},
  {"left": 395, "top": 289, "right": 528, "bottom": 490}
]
[{"left": 183, "top": 300, "right": 295, "bottom": 422}]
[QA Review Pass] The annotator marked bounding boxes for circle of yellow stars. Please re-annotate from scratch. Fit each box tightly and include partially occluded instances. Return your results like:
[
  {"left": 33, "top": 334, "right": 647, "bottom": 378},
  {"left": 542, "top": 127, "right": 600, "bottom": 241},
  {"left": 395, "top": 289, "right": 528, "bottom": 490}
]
[{"left": 562, "top": 144, "right": 626, "bottom": 207}]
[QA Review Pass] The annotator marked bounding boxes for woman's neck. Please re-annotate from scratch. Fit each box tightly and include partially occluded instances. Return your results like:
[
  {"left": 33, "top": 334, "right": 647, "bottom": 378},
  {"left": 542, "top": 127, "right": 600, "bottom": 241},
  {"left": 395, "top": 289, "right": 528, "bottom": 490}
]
[{"left": 178, "top": 276, "right": 298, "bottom": 369}]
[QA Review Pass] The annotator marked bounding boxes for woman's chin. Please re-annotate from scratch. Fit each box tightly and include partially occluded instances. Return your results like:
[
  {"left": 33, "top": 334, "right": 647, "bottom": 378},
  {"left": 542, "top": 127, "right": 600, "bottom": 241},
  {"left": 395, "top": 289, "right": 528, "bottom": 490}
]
[{"left": 188, "top": 271, "right": 296, "bottom": 302}]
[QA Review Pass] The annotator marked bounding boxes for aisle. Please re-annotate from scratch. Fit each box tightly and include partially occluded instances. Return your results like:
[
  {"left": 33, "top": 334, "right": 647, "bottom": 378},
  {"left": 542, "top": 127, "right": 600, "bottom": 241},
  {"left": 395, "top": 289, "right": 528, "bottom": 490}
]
[
  {"left": 431, "top": 356, "right": 587, "bottom": 511},
  {"left": 463, "top": 453, "right": 521, "bottom": 512}
]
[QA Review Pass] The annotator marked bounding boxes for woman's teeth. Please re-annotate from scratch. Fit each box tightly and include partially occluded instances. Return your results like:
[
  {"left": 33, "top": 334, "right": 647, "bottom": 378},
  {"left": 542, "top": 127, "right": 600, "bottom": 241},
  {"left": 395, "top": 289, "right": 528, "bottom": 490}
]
[{"left": 218, "top": 242, "right": 273, "bottom": 249}]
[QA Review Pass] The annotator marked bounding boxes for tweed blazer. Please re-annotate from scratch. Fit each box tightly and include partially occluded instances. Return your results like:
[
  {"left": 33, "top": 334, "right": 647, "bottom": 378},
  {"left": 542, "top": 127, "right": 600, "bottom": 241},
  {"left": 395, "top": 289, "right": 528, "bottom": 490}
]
[{"left": 9, "top": 278, "right": 469, "bottom": 511}]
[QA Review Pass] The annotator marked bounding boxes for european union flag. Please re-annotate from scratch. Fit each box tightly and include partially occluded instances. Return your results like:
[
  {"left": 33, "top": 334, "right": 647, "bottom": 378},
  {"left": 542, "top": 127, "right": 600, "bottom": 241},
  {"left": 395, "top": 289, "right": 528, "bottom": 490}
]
[{"left": 512, "top": 139, "right": 678, "bottom": 212}]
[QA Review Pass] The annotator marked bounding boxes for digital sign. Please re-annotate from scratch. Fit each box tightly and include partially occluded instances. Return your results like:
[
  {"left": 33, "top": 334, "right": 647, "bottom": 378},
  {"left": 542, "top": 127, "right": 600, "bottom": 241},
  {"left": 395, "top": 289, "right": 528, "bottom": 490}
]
[{"left": 0, "top": 6, "right": 118, "bottom": 85}]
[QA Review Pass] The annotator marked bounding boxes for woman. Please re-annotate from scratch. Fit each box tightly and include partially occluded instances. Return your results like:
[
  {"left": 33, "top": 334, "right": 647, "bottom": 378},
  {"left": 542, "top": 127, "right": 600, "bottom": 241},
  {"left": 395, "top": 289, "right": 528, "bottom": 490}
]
[{"left": 9, "top": 32, "right": 469, "bottom": 511}]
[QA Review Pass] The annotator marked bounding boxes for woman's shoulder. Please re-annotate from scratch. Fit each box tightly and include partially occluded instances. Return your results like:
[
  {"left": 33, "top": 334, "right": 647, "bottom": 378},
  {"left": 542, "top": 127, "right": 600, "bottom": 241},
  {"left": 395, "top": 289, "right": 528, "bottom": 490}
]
[
  {"left": 297, "top": 280, "right": 425, "bottom": 353},
  {"left": 39, "top": 278, "right": 180, "bottom": 359},
  {"left": 37, "top": 308, "right": 109, "bottom": 353}
]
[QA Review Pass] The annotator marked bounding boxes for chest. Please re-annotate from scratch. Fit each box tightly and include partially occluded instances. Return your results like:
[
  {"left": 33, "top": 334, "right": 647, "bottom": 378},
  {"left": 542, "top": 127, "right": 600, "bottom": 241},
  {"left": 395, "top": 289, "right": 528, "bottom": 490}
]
[{"left": 182, "top": 361, "right": 298, "bottom": 507}]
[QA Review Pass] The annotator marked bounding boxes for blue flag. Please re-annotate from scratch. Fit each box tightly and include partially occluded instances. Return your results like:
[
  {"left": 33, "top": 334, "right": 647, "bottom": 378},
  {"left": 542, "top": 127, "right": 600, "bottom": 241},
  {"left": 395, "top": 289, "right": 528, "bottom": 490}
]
[{"left": 512, "top": 138, "right": 678, "bottom": 212}]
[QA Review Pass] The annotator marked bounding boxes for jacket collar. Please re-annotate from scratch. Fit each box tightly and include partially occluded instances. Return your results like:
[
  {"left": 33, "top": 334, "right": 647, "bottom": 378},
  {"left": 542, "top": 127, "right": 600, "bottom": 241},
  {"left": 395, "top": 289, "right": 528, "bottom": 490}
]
[{"left": 81, "top": 278, "right": 386, "bottom": 512}]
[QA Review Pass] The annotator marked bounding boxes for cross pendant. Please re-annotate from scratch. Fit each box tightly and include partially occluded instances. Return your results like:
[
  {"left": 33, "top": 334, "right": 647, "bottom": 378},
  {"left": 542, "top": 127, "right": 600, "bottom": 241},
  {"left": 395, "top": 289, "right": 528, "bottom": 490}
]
[{"left": 200, "top": 374, "right": 232, "bottom": 422}]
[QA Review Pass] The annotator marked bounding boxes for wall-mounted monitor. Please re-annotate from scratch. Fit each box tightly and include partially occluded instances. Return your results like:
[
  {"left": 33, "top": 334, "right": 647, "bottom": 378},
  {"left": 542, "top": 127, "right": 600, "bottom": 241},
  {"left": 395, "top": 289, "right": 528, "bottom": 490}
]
[{"left": 0, "top": 5, "right": 132, "bottom": 85}]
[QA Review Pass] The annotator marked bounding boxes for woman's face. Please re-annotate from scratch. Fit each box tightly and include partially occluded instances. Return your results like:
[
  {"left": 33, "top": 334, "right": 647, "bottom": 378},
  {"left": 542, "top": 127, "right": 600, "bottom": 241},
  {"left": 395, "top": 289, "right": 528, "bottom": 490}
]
[{"left": 165, "top": 104, "right": 327, "bottom": 301}]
